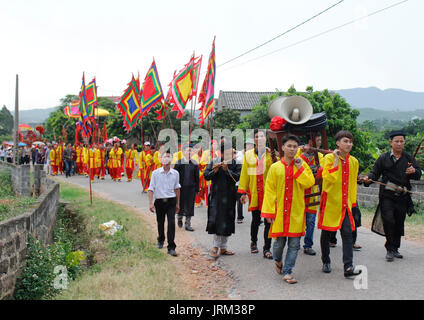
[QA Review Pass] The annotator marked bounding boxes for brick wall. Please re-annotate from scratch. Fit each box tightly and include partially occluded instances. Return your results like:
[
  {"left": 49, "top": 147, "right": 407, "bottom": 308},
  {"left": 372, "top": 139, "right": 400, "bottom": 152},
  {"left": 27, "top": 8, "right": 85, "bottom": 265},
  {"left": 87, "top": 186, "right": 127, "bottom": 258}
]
[
  {"left": 0, "top": 163, "right": 59, "bottom": 300},
  {"left": 357, "top": 180, "right": 424, "bottom": 207}
]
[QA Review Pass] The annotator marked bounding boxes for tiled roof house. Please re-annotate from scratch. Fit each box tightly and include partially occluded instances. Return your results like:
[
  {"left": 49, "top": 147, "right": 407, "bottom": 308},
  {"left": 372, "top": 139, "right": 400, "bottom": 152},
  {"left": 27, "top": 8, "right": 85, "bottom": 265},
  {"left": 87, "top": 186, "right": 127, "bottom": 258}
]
[{"left": 215, "top": 91, "right": 277, "bottom": 116}]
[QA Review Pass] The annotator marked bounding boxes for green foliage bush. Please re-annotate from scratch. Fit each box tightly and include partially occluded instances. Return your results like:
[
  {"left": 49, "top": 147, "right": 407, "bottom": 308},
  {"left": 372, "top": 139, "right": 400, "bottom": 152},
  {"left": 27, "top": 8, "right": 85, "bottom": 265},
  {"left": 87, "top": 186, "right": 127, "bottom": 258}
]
[
  {"left": 14, "top": 204, "right": 86, "bottom": 300},
  {"left": 0, "top": 169, "right": 35, "bottom": 222}
]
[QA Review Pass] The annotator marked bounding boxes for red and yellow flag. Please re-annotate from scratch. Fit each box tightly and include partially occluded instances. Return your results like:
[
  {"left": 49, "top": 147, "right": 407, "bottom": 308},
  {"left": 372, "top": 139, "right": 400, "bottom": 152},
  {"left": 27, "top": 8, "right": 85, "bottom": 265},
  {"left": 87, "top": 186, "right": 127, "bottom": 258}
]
[{"left": 198, "top": 38, "right": 216, "bottom": 127}]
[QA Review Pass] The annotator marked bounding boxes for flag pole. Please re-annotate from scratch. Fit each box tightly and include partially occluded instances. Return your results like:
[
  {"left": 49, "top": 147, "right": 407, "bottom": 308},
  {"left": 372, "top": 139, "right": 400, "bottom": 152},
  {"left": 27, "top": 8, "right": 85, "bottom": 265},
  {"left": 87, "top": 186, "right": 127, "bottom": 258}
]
[{"left": 189, "top": 51, "right": 196, "bottom": 144}]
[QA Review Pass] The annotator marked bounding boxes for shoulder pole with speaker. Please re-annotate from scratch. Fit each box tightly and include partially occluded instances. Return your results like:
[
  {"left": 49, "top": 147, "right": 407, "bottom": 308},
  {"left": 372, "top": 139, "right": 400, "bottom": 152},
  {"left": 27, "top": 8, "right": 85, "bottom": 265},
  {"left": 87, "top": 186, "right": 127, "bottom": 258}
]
[{"left": 266, "top": 95, "right": 329, "bottom": 208}]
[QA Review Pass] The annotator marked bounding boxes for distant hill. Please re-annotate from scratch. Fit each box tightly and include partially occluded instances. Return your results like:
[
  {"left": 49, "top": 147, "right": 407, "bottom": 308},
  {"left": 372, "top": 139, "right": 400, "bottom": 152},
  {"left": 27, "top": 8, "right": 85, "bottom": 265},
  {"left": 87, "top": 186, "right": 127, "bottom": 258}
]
[
  {"left": 335, "top": 87, "right": 424, "bottom": 111},
  {"left": 356, "top": 108, "right": 424, "bottom": 123},
  {"left": 6, "top": 107, "right": 58, "bottom": 125},
  {"left": 9, "top": 87, "right": 424, "bottom": 125}
]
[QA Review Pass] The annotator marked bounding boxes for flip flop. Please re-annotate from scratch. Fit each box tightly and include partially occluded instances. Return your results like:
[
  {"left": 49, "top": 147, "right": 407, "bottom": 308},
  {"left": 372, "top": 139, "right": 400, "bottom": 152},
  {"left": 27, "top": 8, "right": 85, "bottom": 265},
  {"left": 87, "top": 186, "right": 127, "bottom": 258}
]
[
  {"left": 209, "top": 248, "right": 219, "bottom": 258},
  {"left": 282, "top": 274, "right": 297, "bottom": 284},
  {"left": 220, "top": 249, "right": 235, "bottom": 255},
  {"left": 275, "top": 261, "right": 283, "bottom": 274},
  {"left": 263, "top": 250, "right": 273, "bottom": 259},
  {"left": 251, "top": 244, "right": 259, "bottom": 254}
]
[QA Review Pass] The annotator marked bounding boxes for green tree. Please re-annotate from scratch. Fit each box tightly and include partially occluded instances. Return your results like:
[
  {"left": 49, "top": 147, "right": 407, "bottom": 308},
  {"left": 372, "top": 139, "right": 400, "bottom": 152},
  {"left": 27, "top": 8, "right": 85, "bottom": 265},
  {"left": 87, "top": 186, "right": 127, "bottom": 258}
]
[
  {"left": 0, "top": 105, "right": 14, "bottom": 136},
  {"left": 212, "top": 109, "right": 241, "bottom": 131},
  {"left": 44, "top": 95, "right": 78, "bottom": 143}
]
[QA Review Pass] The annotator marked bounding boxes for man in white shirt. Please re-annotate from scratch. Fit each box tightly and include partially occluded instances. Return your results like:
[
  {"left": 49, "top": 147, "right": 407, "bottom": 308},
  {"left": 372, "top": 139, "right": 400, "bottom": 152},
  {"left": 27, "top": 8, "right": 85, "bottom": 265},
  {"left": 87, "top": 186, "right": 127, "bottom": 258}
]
[{"left": 148, "top": 151, "right": 181, "bottom": 256}]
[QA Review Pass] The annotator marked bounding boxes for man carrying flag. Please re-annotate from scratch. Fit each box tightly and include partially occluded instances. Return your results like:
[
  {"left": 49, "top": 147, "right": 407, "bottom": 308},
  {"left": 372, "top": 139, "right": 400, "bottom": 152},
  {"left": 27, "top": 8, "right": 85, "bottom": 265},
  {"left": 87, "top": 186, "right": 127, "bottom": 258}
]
[{"left": 125, "top": 143, "right": 138, "bottom": 182}]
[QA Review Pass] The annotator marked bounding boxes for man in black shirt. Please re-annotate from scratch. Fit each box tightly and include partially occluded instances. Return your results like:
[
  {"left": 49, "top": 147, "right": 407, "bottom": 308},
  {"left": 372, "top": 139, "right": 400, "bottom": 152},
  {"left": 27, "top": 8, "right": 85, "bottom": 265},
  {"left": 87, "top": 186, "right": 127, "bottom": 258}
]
[
  {"left": 174, "top": 144, "right": 199, "bottom": 231},
  {"left": 362, "top": 130, "right": 421, "bottom": 261}
]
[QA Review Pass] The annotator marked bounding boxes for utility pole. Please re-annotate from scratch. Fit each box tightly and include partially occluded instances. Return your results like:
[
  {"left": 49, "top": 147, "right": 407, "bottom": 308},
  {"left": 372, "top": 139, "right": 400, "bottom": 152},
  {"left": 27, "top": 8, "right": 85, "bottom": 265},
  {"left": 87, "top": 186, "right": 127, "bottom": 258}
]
[{"left": 13, "top": 74, "right": 19, "bottom": 165}]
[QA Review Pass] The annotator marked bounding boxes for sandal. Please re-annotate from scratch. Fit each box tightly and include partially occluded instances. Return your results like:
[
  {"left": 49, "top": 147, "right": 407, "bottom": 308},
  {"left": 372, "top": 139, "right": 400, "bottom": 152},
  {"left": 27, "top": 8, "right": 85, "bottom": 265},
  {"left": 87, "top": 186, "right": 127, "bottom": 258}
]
[
  {"left": 220, "top": 249, "right": 235, "bottom": 255},
  {"left": 209, "top": 247, "right": 219, "bottom": 258},
  {"left": 275, "top": 261, "right": 283, "bottom": 274},
  {"left": 263, "top": 250, "right": 273, "bottom": 259},
  {"left": 237, "top": 219, "right": 243, "bottom": 224},
  {"left": 251, "top": 244, "right": 259, "bottom": 254},
  {"left": 353, "top": 244, "right": 362, "bottom": 251},
  {"left": 282, "top": 274, "right": 297, "bottom": 284}
]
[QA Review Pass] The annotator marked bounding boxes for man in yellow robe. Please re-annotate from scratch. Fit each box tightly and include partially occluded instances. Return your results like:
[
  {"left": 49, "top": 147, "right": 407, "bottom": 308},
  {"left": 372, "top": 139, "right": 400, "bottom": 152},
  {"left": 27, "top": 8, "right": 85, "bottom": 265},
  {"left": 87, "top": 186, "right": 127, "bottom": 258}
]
[
  {"left": 262, "top": 135, "right": 315, "bottom": 284},
  {"left": 318, "top": 130, "right": 361, "bottom": 278},
  {"left": 82, "top": 145, "right": 88, "bottom": 176},
  {"left": 75, "top": 143, "right": 82, "bottom": 175},
  {"left": 296, "top": 134, "right": 324, "bottom": 256},
  {"left": 50, "top": 144, "right": 59, "bottom": 176},
  {"left": 57, "top": 142, "right": 63, "bottom": 174},
  {"left": 237, "top": 129, "right": 274, "bottom": 258},
  {"left": 153, "top": 143, "right": 164, "bottom": 170},
  {"left": 109, "top": 143, "right": 121, "bottom": 181},
  {"left": 138, "top": 141, "right": 153, "bottom": 192},
  {"left": 87, "top": 144, "right": 97, "bottom": 182},
  {"left": 125, "top": 144, "right": 137, "bottom": 182}
]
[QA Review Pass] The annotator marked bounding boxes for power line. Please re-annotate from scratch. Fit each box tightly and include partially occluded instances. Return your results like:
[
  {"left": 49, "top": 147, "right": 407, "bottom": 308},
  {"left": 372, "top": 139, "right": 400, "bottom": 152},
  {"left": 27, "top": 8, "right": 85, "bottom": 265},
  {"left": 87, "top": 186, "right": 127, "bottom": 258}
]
[
  {"left": 217, "top": 0, "right": 346, "bottom": 68},
  {"left": 219, "top": 0, "right": 410, "bottom": 74}
]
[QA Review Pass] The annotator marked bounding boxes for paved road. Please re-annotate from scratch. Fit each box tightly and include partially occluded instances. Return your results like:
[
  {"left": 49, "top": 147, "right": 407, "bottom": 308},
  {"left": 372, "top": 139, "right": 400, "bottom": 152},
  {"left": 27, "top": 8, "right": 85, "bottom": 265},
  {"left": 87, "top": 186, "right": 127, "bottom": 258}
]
[{"left": 58, "top": 174, "right": 424, "bottom": 300}]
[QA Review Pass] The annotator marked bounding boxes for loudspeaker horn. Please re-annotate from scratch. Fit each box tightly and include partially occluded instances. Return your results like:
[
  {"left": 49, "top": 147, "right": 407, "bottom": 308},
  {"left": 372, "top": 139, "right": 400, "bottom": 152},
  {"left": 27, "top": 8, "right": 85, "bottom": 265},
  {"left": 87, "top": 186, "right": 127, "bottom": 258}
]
[{"left": 268, "top": 96, "right": 313, "bottom": 125}]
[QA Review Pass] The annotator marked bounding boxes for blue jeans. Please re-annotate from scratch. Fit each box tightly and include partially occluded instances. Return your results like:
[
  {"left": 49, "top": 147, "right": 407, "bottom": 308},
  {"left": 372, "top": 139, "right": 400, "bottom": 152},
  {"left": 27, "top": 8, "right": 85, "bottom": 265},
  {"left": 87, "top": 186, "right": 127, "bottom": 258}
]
[
  {"left": 303, "top": 212, "right": 316, "bottom": 249},
  {"left": 273, "top": 237, "right": 301, "bottom": 276},
  {"left": 65, "top": 159, "right": 73, "bottom": 177}
]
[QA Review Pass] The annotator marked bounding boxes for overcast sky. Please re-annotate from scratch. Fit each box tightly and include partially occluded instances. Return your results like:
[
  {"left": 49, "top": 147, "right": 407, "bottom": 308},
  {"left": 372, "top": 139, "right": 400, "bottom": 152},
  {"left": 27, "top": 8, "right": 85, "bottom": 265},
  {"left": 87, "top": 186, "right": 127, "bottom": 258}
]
[{"left": 0, "top": 0, "right": 422, "bottom": 110}]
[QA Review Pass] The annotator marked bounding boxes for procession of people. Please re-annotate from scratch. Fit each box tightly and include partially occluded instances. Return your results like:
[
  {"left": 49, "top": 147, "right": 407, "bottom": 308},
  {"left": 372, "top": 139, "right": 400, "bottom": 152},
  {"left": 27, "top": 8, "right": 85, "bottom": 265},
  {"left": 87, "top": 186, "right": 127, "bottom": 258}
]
[{"left": 5, "top": 127, "right": 420, "bottom": 285}]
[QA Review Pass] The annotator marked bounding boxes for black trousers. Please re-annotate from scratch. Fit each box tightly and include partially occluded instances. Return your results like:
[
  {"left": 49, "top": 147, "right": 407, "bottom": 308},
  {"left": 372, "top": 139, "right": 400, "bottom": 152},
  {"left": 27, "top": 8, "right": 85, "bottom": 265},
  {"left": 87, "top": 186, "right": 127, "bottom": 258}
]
[
  {"left": 251, "top": 210, "right": 271, "bottom": 252},
  {"left": 236, "top": 192, "right": 244, "bottom": 220},
  {"left": 380, "top": 197, "right": 407, "bottom": 252},
  {"left": 321, "top": 211, "right": 354, "bottom": 271},
  {"left": 179, "top": 185, "right": 196, "bottom": 217},
  {"left": 154, "top": 197, "right": 177, "bottom": 250}
]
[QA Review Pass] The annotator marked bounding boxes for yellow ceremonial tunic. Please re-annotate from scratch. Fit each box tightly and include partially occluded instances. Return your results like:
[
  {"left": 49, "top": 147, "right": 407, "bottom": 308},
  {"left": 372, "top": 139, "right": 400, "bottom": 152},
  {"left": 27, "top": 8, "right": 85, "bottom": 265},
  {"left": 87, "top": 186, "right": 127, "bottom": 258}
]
[
  {"left": 125, "top": 149, "right": 137, "bottom": 169},
  {"left": 76, "top": 146, "right": 82, "bottom": 163},
  {"left": 94, "top": 148, "right": 101, "bottom": 168},
  {"left": 82, "top": 147, "right": 88, "bottom": 164},
  {"left": 295, "top": 149, "right": 324, "bottom": 214},
  {"left": 237, "top": 149, "right": 273, "bottom": 211},
  {"left": 109, "top": 149, "right": 121, "bottom": 168},
  {"left": 153, "top": 151, "right": 162, "bottom": 169},
  {"left": 172, "top": 150, "right": 183, "bottom": 166},
  {"left": 88, "top": 148, "right": 96, "bottom": 169},
  {"left": 261, "top": 159, "right": 315, "bottom": 237},
  {"left": 50, "top": 149, "right": 59, "bottom": 165},
  {"left": 137, "top": 151, "right": 146, "bottom": 177},
  {"left": 317, "top": 153, "right": 358, "bottom": 232}
]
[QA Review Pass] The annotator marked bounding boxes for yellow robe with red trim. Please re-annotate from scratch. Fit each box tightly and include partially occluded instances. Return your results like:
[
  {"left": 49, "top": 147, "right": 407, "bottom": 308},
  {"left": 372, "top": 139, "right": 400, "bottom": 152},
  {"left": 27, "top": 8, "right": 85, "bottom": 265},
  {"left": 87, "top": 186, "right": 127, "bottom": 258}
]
[
  {"left": 76, "top": 146, "right": 82, "bottom": 164},
  {"left": 237, "top": 149, "right": 273, "bottom": 212},
  {"left": 295, "top": 149, "right": 324, "bottom": 214},
  {"left": 153, "top": 151, "right": 162, "bottom": 169},
  {"left": 50, "top": 149, "right": 59, "bottom": 166},
  {"left": 172, "top": 150, "right": 183, "bottom": 166},
  {"left": 125, "top": 149, "right": 137, "bottom": 169},
  {"left": 317, "top": 153, "right": 358, "bottom": 232},
  {"left": 109, "top": 149, "right": 121, "bottom": 168},
  {"left": 94, "top": 148, "right": 101, "bottom": 168},
  {"left": 88, "top": 148, "right": 96, "bottom": 169},
  {"left": 261, "top": 159, "right": 315, "bottom": 237}
]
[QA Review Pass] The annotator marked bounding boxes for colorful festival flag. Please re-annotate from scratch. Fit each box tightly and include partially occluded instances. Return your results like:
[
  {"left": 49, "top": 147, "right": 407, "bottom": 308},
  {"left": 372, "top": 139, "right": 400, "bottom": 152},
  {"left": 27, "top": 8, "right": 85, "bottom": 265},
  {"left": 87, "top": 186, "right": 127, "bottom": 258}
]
[
  {"left": 198, "top": 38, "right": 216, "bottom": 127},
  {"left": 140, "top": 60, "right": 164, "bottom": 116},
  {"left": 191, "top": 55, "right": 202, "bottom": 99},
  {"left": 85, "top": 78, "right": 98, "bottom": 117},
  {"left": 64, "top": 100, "right": 81, "bottom": 118},
  {"left": 116, "top": 75, "right": 142, "bottom": 132},
  {"left": 169, "top": 56, "right": 195, "bottom": 118},
  {"left": 79, "top": 73, "right": 93, "bottom": 137}
]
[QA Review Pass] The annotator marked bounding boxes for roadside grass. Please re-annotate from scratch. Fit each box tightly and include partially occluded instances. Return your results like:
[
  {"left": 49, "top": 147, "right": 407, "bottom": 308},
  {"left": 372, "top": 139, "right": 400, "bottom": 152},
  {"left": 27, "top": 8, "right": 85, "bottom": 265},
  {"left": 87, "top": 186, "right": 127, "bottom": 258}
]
[
  {"left": 0, "top": 168, "right": 36, "bottom": 222},
  {"left": 55, "top": 181, "right": 190, "bottom": 300},
  {"left": 360, "top": 203, "right": 424, "bottom": 243}
]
